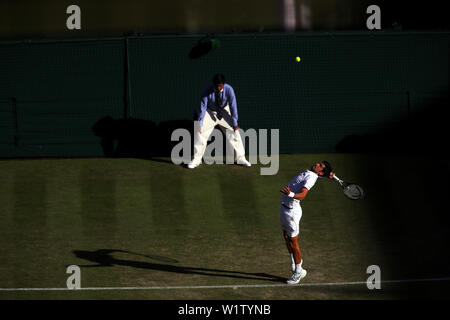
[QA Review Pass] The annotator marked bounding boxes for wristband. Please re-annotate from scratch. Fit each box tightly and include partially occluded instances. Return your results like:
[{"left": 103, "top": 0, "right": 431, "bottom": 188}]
[{"left": 288, "top": 192, "right": 295, "bottom": 198}]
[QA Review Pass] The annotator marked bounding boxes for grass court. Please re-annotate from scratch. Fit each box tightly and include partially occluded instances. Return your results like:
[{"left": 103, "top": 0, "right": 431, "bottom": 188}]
[{"left": 1, "top": 154, "right": 449, "bottom": 299}]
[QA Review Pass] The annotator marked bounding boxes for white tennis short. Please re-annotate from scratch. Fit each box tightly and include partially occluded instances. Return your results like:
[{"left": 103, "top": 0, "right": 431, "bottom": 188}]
[{"left": 280, "top": 204, "right": 303, "bottom": 237}]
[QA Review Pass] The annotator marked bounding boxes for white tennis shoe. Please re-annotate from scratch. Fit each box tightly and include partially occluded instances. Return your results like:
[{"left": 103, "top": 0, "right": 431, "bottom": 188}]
[
  {"left": 286, "top": 269, "right": 307, "bottom": 285},
  {"left": 187, "top": 161, "right": 200, "bottom": 169},
  {"left": 236, "top": 158, "right": 251, "bottom": 167}
]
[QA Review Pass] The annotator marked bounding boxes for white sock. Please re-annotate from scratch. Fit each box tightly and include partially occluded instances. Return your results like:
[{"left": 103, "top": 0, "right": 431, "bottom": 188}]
[
  {"left": 290, "top": 254, "right": 295, "bottom": 272},
  {"left": 295, "top": 260, "right": 303, "bottom": 273}
]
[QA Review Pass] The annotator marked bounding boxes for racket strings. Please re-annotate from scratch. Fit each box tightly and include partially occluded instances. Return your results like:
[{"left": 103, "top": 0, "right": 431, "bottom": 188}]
[{"left": 343, "top": 184, "right": 365, "bottom": 200}]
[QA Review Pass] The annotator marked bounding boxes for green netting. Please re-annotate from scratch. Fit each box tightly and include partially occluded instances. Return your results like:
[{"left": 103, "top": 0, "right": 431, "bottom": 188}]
[
  {"left": 0, "top": 32, "right": 448, "bottom": 157},
  {"left": 0, "top": 39, "right": 125, "bottom": 157},
  {"left": 127, "top": 32, "right": 448, "bottom": 153}
]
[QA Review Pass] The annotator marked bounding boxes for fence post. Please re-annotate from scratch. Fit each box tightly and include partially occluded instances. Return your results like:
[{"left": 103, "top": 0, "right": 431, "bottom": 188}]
[
  {"left": 12, "top": 97, "right": 19, "bottom": 146},
  {"left": 124, "top": 37, "right": 132, "bottom": 119}
]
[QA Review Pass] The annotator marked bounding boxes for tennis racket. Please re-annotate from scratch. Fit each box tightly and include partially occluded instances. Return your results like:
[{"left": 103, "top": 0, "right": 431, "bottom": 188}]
[{"left": 333, "top": 175, "right": 365, "bottom": 200}]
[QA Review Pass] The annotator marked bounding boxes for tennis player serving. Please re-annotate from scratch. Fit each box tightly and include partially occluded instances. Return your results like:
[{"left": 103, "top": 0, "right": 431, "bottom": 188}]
[{"left": 280, "top": 161, "right": 334, "bottom": 284}]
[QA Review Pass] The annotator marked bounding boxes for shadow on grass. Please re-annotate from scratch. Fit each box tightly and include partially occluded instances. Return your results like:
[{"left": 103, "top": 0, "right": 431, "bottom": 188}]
[{"left": 72, "top": 249, "right": 286, "bottom": 283}]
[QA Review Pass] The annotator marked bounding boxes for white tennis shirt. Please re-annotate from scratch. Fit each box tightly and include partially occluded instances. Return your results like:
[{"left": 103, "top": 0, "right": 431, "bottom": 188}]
[{"left": 281, "top": 169, "right": 319, "bottom": 209}]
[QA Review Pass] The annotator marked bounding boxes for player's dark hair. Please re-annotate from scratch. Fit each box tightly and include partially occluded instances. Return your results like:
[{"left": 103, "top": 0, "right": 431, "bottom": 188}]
[
  {"left": 213, "top": 74, "right": 226, "bottom": 85},
  {"left": 322, "top": 160, "right": 332, "bottom": 177}
]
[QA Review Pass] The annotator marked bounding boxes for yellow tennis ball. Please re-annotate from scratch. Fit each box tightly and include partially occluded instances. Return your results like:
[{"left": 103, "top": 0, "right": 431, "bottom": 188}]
[{"left": 296, "top": 56, "right": 301, "bottom": 62}]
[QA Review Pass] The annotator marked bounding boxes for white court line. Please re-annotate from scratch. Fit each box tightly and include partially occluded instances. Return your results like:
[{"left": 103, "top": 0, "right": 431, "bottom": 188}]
[{"left": 1, "top": 277, "right": 450, "bottom": 291}]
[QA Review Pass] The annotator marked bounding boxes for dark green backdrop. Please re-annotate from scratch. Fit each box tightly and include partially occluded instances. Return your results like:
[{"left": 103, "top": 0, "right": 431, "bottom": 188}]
[{"left": 0, "top": 31, "right": 448, "bottom": 158}]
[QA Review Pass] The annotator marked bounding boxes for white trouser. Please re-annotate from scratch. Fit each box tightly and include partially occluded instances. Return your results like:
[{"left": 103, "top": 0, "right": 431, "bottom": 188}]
[{"left": 192, "top": 106, "right": 246, "bottom": 164}]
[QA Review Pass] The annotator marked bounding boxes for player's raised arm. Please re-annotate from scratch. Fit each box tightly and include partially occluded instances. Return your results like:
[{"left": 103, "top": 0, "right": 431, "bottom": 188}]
[{"left": 281, "top": 186, "right": 309, "bottom": 201}]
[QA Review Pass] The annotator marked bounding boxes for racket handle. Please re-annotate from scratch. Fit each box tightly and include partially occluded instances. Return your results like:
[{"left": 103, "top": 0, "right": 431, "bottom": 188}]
[{"left": 333, "top": 175, "right": 343, "bottom": 184}]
